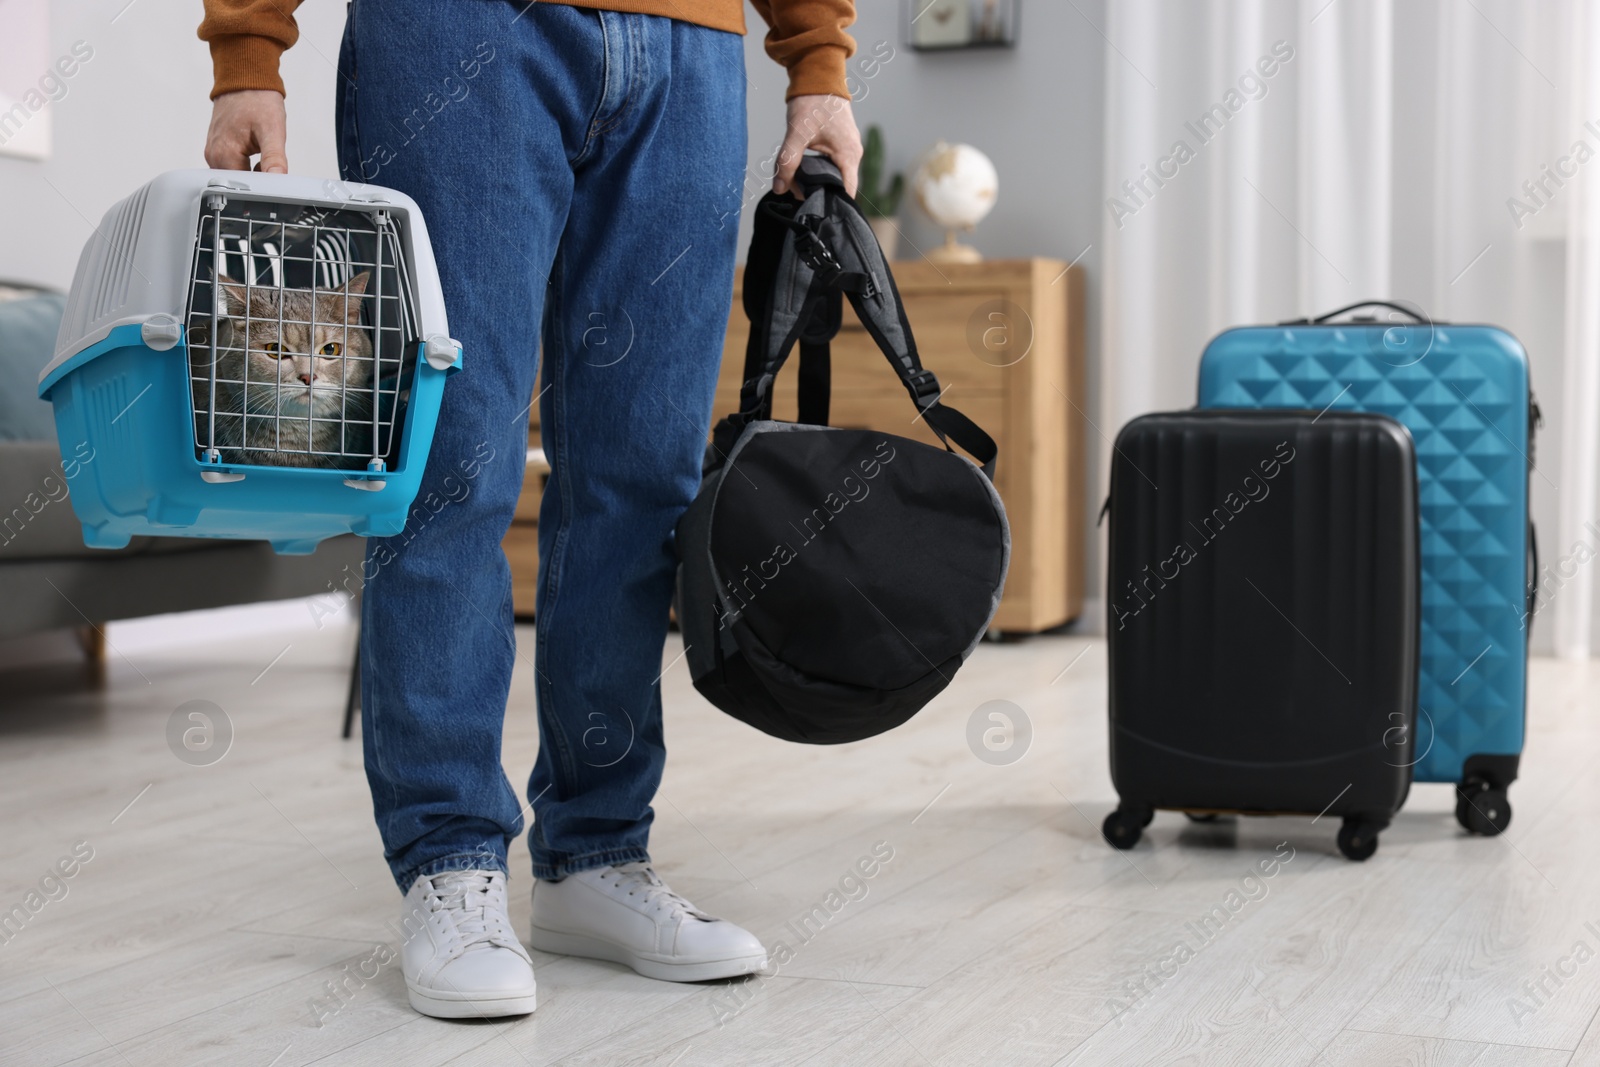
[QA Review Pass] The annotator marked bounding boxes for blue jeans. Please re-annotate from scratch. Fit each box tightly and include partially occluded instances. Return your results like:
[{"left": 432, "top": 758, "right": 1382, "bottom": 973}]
[{"left": 337, "top": 0, "right": 748, "bottom": 889}]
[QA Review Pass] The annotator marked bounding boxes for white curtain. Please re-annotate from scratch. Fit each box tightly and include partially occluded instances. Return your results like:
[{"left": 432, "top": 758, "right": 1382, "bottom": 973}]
[{"left": 1100, "top": 0, "right": 1600, "bottom": 658}]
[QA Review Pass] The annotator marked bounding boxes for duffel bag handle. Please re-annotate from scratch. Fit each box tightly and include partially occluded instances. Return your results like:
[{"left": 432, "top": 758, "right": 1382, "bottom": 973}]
[
  {"left": 1280, "top": 300, "right": 1435, "bottom": 326},
  {"left": 792, "top": 152, "right": 849, "bottom": 197}
]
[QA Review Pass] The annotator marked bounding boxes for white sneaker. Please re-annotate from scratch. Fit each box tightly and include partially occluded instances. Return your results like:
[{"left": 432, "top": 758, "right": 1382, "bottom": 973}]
[
  {"left": 530, "top": 862, "right": 767, "bottom": 982},
  {"left": 399, "top": 869, "right": 537, "bottom": 1018}
]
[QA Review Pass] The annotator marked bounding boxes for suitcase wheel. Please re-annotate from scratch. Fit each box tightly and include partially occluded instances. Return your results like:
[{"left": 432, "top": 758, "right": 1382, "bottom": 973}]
[
  {"left": 1455, "top": 779, "right": 1512, "bottom": 836},
  {"left": 1337, "top": 818, "right": 1382, "bottom": 862},
  {"left": 1102, "top": 805, "right": 1153, "bottom": 849}
]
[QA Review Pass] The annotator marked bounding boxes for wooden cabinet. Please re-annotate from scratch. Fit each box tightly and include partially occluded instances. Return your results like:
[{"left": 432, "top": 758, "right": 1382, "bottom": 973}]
[
  {"left": 505, "top": 442, "right": 547, "bottom": 619},
  {"left": 507, "top": 258, "right": 1086, "bottom": 633}
]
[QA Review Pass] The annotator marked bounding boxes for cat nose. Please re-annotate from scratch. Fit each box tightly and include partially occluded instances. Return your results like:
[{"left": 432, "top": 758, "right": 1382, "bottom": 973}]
[{"left": 299, "top": 371, "right": 316, "bottom": 385}]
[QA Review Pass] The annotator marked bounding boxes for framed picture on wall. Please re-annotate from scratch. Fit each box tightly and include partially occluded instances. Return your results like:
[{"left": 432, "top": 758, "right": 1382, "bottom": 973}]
[{"left": 907, "top": 0, "right": 1020, "bottom": 52}]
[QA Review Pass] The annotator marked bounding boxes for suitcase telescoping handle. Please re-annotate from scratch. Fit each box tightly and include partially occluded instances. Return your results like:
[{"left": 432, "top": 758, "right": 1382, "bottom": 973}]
[{"left": 1280, "top": 300, "right": 1436, "bottom": 326}]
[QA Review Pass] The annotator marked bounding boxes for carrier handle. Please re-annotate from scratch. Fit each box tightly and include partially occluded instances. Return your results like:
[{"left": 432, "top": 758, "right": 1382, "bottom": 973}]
[{"left": 1281, "top": 301, "right": 1434, "bottom": 326}]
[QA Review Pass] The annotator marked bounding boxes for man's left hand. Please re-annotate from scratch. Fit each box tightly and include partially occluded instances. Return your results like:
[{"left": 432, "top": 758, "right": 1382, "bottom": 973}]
[{"left": 774, "top": 94, "right": 863, "bottom": 198}]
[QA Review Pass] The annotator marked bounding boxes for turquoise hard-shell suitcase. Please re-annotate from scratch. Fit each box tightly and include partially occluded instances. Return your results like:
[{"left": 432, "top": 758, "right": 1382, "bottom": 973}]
[{"left": 1198, "top": 301, "right": 1538, "bottom": 835}]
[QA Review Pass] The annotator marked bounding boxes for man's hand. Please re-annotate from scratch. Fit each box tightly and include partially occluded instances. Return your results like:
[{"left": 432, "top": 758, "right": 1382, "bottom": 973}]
[
  {"left": 205, "top": 90, "right": 289, "bottom": 173},
  {"left": 773, "top": 93, "right": 863, "bottom": 198}
]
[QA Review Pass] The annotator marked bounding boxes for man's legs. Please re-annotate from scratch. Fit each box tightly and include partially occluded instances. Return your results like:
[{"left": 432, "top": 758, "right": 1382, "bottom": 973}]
[
  {"left": 341, "top": 0, "right": 584, "bottom": 890},
  {"left": 339, "top": 0, "right": 747, "bottom": 889},
  {"left": 519, "top": 13, "right": 765, "bottom": 984},
  {"left": 526, "top": 11, "right": 748, "bottom": 879},
  {"left": 341, "top": 0, "right": 761, "bottom": 996}
]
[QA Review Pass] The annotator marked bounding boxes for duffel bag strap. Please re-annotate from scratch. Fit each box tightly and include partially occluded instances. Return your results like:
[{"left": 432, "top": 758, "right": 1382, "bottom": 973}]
[
  {"left": 708, "top": 188, "right": 817, "bottom": 468},
  {"left": 797, "top": 337, "right": 831, "bottom": 427},
  {"left": 735, "top": 191, "right": 863, "bottom": 420},
  {"left": 724, "top": 155, "right": 999, "bottom": 479},
  {"left": 838, "top": 287, "right": 998, "bottom": 478}
]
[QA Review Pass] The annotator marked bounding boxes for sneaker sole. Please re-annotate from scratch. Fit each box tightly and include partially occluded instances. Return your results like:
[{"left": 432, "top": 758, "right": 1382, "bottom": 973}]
[
  {"left": 405, "top": 983, "right": 537, "bottom": 1020},
  {"left": 529, "top": 925, "right": 767, "bottom": 983}
]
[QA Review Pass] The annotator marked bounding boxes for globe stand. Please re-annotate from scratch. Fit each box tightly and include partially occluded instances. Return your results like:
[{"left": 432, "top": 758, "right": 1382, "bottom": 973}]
[{"left": 925, "top": 228, "right": 983, "bottom": 264}]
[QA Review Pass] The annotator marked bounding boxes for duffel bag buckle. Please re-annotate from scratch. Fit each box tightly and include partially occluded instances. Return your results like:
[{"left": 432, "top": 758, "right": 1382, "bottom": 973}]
[
  {"left": 906, "top": 368, "right": 942, "bottom": 408},
  {"left": 794, "top": 217, "right": 842, "bottom": 277}
]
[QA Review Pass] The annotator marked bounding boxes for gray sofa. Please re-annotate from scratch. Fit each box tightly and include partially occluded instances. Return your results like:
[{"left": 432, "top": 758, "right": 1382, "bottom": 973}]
[{"left": 0, "top": 285, "right": 364, "bottom": 659}]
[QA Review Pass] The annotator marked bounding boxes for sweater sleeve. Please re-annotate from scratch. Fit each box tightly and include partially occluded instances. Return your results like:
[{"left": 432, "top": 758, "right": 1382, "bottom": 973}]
[
  {"left": 197, "top": 0, "right": 304, "bottom": 99},
  {"left": 749, "top": 0, "right": 857, "bottom": 100}
]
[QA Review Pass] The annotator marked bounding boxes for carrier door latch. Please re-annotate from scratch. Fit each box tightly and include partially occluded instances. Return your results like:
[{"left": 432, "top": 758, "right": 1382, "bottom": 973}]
[
  {"left": 424, "top": 334, "right": 462, "bottom": 371},
  {"left": 141, "top": 315, "right": 182, "bottom": 351}
]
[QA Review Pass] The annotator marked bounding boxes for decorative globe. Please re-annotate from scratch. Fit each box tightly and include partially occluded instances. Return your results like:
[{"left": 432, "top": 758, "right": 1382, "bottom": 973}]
[{"left": 912, "top": 141, "right": 998, "bottom": 263}]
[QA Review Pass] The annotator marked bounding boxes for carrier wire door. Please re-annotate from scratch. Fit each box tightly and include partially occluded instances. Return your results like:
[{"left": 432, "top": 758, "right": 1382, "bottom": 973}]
[{"left": 185, "top": 194, "right": 419, "bottom": 483}]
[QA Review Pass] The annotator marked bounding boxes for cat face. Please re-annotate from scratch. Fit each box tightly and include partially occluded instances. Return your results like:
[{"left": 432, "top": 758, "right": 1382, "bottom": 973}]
[{"left": 215, "top": 272, "right": 373, "bottom": 419}]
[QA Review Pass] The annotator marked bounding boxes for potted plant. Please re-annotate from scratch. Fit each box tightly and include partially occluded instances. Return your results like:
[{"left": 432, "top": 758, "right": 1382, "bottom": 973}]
[{"left": 859, "top": 125, "right": 905, "bottom": 260}]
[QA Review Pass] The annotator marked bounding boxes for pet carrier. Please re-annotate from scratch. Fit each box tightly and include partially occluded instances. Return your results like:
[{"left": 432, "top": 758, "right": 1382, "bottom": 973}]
[{"left": 37, "top": 169, "right": 461, "bottom": 555}]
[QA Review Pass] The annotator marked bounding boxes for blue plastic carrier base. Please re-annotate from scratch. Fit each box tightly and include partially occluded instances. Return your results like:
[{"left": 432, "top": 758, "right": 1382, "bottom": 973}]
[
  {"left": 39, "top": 324, "right": 453, "bottom": 555},
  {"left": 1199, "top": 321, "right": 1530, "bottom": 787}
]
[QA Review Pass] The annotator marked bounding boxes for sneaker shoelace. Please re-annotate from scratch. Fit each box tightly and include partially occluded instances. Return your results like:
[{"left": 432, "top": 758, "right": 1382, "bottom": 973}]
[
  {"left": 427, "top": 870, "right": 519, "bottom": 951},
  {"left": 605, "top": 862, "right": 713, "bottom": 923}
]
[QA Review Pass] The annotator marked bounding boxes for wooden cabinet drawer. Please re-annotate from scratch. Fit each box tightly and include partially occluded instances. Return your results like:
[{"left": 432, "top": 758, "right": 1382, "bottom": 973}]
[
  {"left": 513, "top": 459, "right": 544, "bottom": 522},
  {"left": 506, "top": 437, "right": 549, "bottom": 619},
  {"left": 504, "top": 521, "right": 539, "bottom": 618}
]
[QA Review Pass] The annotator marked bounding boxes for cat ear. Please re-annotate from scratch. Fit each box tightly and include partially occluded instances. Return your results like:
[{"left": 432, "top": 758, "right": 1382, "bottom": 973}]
[
  {"left": 215, "top": 273, "right": 248, "bottom": 316},
  {"left": 339, "top": 272, "right": 371, "bottom": 322}
]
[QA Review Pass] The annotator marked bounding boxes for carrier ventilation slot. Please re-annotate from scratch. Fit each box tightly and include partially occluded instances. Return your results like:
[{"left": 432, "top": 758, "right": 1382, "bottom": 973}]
[{"left": 84, "top": 184, "right": 150, "bottom": 341}]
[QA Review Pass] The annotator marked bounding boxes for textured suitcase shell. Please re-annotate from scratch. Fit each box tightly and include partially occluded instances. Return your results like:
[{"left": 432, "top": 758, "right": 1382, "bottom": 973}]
[
  {"left": 1199, "top": 322, "right": 1530, "bottom": 787},
  {"left": 1107, "top": 411, "right": 1419, "bottom": 822}
]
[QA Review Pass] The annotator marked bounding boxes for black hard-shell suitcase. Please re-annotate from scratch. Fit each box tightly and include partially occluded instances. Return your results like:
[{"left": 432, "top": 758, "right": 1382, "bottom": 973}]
[{"left": 1104, "top": 410, "right": 1420, "bottom": 860}]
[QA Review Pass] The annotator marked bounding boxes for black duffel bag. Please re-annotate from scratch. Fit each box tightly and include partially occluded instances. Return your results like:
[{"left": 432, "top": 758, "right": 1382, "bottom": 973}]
[{"left": 674, "top": 156, "right": 1010, "bottom": 744}]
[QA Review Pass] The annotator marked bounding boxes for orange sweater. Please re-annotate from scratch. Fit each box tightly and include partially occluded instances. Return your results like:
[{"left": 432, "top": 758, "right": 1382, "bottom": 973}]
[{"left": 198, "top": 0, "right": 856, "bottom": 101}]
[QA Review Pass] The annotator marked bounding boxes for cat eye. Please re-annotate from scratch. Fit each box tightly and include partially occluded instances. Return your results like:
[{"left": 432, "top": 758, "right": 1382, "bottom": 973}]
[
  {"left": 263, "top": 342, "right": 280, "bottom": 354},
  {"left": 319, "top": 342, "right": 342, "bottom": 357}
]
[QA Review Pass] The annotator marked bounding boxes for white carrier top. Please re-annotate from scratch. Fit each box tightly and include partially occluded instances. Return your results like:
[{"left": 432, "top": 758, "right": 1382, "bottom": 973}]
[{"left": 42, "top": 169, "right": 451, "bottom": 387}]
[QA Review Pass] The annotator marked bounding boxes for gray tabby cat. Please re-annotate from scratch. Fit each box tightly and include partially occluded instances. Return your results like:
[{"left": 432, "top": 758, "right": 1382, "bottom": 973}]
[{"left": 198, "top": 272, "right": 375, "bottom": 468}]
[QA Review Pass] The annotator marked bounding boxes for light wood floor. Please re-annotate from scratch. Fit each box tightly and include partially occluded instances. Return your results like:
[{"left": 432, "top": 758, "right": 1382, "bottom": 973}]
[{"left": 2, "top": 617, "right": 1599, "bottom": 1067}]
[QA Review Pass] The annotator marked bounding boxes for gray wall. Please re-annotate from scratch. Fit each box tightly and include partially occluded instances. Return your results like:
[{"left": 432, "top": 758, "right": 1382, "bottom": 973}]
[{"left": 0, "top": 1, "right": 346, "bottom": 290}]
